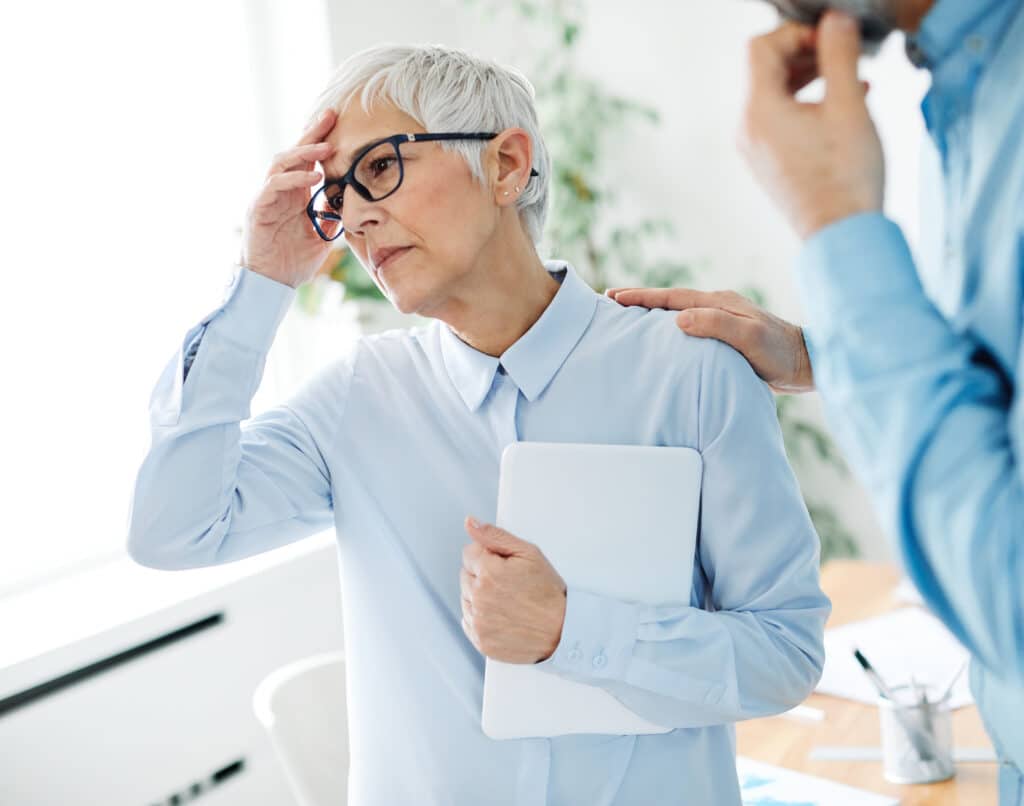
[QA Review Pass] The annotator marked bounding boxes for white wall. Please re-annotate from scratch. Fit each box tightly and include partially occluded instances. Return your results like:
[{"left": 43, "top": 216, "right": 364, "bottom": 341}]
[{"left": 322, "top": 0, "right": 933, "bottom": 562}]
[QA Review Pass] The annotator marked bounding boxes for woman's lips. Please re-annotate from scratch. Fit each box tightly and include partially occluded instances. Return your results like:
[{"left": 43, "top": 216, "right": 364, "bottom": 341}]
[{"left": 375, "top": 246, "right": 412, "bottom": 274}]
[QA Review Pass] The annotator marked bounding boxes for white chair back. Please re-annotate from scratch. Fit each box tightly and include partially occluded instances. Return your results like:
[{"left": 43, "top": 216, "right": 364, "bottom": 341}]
[{"left": 253, "top": 651, "right": 348, "bottom": 806}]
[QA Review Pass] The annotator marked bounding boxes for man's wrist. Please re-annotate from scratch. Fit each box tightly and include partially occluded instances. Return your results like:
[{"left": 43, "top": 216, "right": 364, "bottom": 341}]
[
  {"left": 799, "top": 201, "right": 882, "bottom": 242},
  {"left": 788, "top": 326, "right": 815, "bottom": 393}
]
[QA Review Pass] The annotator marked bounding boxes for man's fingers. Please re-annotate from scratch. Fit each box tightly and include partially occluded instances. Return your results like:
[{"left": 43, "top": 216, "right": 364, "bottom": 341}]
[
  {"left": 818, "top": 10, "right": 863, "bottom": 108},
  {"left": 297, "top": 107, "right": 337, "bottom": 147},
  {"left": 748, "top": 22, "right": 817, "bottom": 100},
  {"left": 789, "top": 69, "right": 820, "bottom": 95},
  {"left": 676, "top": 308, "right": 757, "bottom": 352},
  {"left": 787, "top": 50, "right": 821, "bottom": 95},
  {"left": 609, "top": 287, "right": 717, "bottom": 312}
]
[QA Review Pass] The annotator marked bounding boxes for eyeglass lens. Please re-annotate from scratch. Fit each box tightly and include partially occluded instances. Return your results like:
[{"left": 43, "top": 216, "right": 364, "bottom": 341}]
[{"left": 310, "top": 140, "right": 403, "bottom": 238}]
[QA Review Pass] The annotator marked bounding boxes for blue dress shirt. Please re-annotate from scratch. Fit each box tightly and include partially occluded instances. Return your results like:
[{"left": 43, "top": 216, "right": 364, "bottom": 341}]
[
  {"left": 128, "top": 260, "right": 829, "bottom": 805},
  {"left": 795, "top": 0, "right": 1024, "bottom": 800}
]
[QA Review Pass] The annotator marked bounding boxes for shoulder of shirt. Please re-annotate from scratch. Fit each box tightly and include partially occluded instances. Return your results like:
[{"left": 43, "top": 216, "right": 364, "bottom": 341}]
[
  {"left": 593, "top": 295, "right": 718, "bottom": 367},
  {"left": 355, "top": 321, "right": 435, "bottom": 348},
  {"left": 594, "top": 294, "right": 769, "bottom": 398},
  {"left": 288, "top": 323, "right": 430, "bottom": 394},
  {"left": 343, "top": 321, "right": 437, "bottom": 370}
]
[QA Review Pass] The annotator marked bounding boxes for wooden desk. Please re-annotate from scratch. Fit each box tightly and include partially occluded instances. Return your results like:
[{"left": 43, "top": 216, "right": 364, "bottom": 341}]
[{"left": 736, "top": 560, "right": 998, "bottom": 805}]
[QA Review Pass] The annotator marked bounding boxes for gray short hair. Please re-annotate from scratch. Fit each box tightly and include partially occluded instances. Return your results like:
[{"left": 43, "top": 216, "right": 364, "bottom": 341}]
[{"left": 308, "top": 44, "right": 550, "bottom": 245}]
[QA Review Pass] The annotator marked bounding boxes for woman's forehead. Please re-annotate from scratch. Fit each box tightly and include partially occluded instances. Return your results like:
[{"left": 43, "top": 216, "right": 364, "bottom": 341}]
[{"left": 325, "top": 100, "right": 423, "bottom": 166}]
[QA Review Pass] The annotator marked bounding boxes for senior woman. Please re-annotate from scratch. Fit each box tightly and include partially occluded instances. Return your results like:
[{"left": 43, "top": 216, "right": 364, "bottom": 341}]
[{"left": 127, "top": 45, "right": 830, "bottom": 806}]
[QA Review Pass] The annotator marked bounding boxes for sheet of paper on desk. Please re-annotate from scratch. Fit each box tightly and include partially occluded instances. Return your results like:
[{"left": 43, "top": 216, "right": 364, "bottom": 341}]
[
  {"left": 737, "top": 758, "right": 898, "bottom": 805},
  {"left": 892, "top": 576, "right": 925, "bottom": 606},
  {"left": 816, "top": 607, "right": 973, "bottom": 708}
]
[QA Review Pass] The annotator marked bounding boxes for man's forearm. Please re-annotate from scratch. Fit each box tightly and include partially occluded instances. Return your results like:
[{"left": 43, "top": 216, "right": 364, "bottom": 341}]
[{"left": 796, "top": 212, "right": 1024, "bottom": 679}]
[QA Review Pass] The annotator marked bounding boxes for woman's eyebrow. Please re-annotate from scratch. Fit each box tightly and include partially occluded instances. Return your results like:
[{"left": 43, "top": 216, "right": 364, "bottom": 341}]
[
  {"left": 345, "top": 138, "right": 379, "bottom": 163},
  {"left": 322, "top": 136, "right": 388, "bottom": 179},
  {"left": 344, "top": 135, "right": 397, "bottom": 165},
  {"left": 321, "top": 138, "right": 377, "bottom": 180}
]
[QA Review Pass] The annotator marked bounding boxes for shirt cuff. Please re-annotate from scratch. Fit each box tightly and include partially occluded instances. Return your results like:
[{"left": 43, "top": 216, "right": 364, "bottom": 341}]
[
  {"left": 796, "top": 212, "right": 921, "bottom": 341},
  {"left": 537, "top": 587, "right": 640, "bottom": 683},
  {"left": 209, "top": 265, "right": 296, "bottom": 354}
]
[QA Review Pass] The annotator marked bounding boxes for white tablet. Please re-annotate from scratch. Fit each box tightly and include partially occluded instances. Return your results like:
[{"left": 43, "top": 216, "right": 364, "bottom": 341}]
[{"left": 481, "top": 441, "right": 703, "bottom": 739}]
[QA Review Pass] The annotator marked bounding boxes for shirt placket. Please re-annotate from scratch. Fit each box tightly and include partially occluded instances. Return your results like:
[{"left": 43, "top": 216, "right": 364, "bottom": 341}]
[
  {"left": 486, "top": 365, "right": 521, "bottom": 451},
  {"left": 484, "top": 366, "right": 553, "bottom": 806}
]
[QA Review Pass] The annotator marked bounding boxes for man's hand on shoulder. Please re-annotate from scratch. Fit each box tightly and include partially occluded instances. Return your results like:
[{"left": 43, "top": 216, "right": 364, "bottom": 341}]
[{"left": 606, "top": 287, "right": 814, "bottom": 394}]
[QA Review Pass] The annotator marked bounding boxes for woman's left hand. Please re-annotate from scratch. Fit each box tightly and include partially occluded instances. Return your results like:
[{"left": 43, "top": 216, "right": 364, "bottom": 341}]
[{"left": 460, "top": 518, "right": 567, "bottom": 664}]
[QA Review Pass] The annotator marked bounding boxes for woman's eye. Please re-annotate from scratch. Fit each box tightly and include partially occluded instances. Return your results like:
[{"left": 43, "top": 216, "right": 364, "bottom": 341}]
[{"left": 369, "top": 157, "right": 396, "bottom": 176}]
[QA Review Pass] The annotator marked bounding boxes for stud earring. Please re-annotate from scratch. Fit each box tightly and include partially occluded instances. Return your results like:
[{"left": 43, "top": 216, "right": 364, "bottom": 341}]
[
  {"left": 503, "top": 191, "right": 510, "bottom": 196},
  {"left": 514, "top": 186, "right": 521, "bottom": 193}
]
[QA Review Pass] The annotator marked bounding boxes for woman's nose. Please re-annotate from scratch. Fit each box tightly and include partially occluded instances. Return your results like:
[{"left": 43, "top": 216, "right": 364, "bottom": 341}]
[{"left": 342, "top": 186, "right": 385, "bottom": 236}]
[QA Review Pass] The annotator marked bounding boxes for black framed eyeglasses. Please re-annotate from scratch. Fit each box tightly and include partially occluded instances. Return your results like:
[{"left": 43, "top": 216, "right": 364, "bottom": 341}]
[{"left": 305, "top": 131, "right": 541, "bottom": 241}]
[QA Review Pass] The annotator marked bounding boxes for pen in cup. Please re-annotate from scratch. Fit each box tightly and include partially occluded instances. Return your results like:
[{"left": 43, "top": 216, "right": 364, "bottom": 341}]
[
  {"left": 911, "top": 674, "right": 935, "bottom": 738},
  {"left": 852, "top": 648, "right": 937, "bottom": 761},
  {"left": 938, "top": 659, "right": 968, "bottom": 703}
]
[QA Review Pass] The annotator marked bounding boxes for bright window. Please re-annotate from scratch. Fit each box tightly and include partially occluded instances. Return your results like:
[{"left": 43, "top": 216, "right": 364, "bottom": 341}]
[{"left": 0, "top": 0, "right": 334, "bottom": 596}]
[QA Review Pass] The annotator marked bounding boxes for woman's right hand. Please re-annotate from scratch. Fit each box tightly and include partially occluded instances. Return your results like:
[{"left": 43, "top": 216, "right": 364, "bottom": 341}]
[{"left": 240, "top": 108, "right": 338, "bottom": 289}]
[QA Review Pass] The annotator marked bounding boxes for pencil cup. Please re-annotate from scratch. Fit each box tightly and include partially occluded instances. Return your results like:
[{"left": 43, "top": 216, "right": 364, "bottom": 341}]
[{"left": 878, "top": 683, "right": 955, "bottom": 785}]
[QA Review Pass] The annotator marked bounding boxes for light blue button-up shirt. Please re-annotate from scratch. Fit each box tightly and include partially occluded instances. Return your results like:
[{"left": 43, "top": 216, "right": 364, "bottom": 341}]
[
  {"left": 795, "top": 0, "right": 1024, "bottom": 799},
  {"left": 128, "top": 260, "right": 829, "bottom": 805}
]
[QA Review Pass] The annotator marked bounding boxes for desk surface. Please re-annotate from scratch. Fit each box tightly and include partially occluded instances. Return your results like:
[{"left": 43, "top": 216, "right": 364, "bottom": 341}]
[{"left": 735, "top": 560, "right": 997, "bottom": 805}]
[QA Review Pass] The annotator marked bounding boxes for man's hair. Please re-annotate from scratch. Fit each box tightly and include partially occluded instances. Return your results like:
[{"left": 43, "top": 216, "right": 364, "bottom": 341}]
[{"left": 308, "top": 44, "right": 551, "bottom": 245}]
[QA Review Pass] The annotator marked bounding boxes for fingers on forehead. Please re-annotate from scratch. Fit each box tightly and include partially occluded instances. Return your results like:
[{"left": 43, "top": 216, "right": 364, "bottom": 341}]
[{"left": 299, "top": 109, "right": 337, "bottom": 146}]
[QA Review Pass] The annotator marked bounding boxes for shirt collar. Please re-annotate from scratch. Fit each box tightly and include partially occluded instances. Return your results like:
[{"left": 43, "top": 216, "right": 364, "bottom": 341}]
[
  {"left": 906, "top": 0, "right": 1018, "bottom": 70},
  {"left": 439, "top": 260, "right": 598, "bottom": 412}
]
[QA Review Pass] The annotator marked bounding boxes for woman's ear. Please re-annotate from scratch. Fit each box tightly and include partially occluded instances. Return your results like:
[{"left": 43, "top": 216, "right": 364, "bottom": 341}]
[{"left": 489, "top": 128, "right": 533, "bottom": 207}]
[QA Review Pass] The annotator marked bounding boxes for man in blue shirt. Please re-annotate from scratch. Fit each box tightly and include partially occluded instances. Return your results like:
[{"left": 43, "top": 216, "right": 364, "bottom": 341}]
[
  {"left": 610, "top": 1, "right": 1024, "bottom": 801},
  {"left": 128, "top": 45, "right": 829, "bottom": 805}
]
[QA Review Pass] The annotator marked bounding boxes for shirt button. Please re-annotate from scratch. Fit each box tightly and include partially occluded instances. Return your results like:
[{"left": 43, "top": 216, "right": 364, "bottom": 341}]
[
  {"left": 568, "top": 648, "right": 583, "bottom": 663},
  {"left": 592, "top": 653, "right": 607, "bottom": 669}
]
